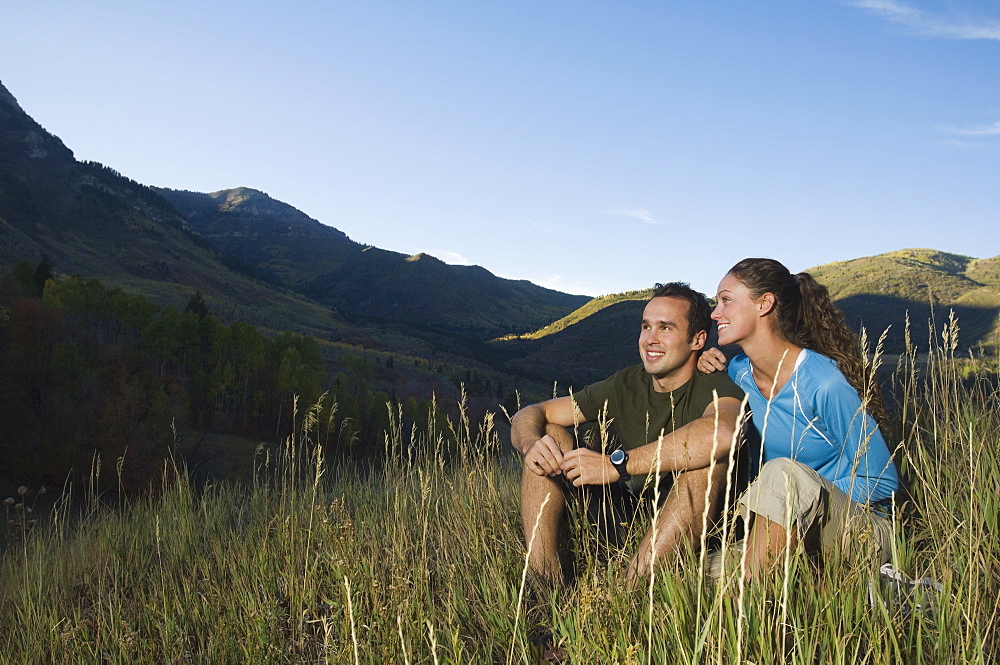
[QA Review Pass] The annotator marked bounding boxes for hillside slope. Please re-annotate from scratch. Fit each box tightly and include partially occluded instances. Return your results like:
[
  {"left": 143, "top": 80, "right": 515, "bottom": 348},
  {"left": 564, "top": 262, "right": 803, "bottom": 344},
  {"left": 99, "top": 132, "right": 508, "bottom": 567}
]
[
  {"left": 501, "top": 289, "right": 653, "bottom": 341},
  {"left": 0, "top": 79, "right": 582, "bottom": 407},
  {"left": 152, "top": 187, "right": 356, "bottom": 285},
  {"left": 807, "top": 248, "right": 1000, "bottom": 352},
  {"left": 496, "top": 299, "right": 649, "bottom": 389},
  {"left": 497, "top": 249, "right": 1000, "bottom": 388},
  {"left": 0, "top": 81, "right": 346, "bottom": 338},
  {"left": 2, "top": 79, "right": 586, "bottom": 356},
  {"left": 157, "top": 187, "right": 590, "bottom": 338}
]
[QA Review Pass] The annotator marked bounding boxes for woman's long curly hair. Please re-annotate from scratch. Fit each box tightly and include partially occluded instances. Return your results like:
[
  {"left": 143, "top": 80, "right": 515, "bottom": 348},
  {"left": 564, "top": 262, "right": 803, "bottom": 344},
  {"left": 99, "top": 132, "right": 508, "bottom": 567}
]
[{"left": 727, "top": 257, "right": 888, "bottom": 428}]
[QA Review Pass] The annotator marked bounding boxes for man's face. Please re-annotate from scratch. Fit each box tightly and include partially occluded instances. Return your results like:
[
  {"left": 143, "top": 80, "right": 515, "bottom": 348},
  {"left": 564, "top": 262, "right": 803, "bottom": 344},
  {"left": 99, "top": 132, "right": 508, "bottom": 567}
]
[{"left": 638, "top": 296, "right": 706, "bottom": 388}]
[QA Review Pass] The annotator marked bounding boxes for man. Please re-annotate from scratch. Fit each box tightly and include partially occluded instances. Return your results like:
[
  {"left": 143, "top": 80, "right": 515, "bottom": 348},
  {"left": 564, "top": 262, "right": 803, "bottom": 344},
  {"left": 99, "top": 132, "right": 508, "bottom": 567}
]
[{"left": 511, "top": 282, "right": 746, "bottom": 588}]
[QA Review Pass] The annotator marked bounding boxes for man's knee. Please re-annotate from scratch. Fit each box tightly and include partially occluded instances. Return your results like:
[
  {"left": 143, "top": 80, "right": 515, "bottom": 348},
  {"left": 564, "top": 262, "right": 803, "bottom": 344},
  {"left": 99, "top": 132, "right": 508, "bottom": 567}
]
[
  {"left": 544, "top": 423, "right": 576, "bottom": 452},
  {"left": 670, "top": 462, "right": 730, "bottom": 503}
]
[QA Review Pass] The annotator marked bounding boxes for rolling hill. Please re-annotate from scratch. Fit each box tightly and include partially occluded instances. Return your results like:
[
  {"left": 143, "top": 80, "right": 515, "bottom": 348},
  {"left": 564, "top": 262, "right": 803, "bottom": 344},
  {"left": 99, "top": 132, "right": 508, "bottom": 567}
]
[
  {"left": 807, "top": 249, "right": 1000, "bottom": 353},
  {"left": 0, "top": 81, "right": 347, "bottom": 339},
  {"left": 496, "top": 298, "right": 649, "bottom": 389},
  {"left": 495, "top": 249, "right": 1000, "bottom": 390}
]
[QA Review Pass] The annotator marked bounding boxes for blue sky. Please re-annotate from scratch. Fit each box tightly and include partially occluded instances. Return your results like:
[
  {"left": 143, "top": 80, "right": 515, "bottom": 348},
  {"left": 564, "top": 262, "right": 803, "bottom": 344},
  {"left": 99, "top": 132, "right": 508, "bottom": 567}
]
[{"left": 2, "top": 1, "right": 998, "bottom": 297}]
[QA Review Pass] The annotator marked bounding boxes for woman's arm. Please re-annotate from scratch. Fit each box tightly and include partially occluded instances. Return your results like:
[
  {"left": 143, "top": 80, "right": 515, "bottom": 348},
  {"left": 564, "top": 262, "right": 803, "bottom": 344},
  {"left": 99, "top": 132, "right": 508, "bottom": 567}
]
[
  {"left": 817, "top": 379, "right": 899, "bottom": 503},
  {"left": 697, "top": 347, "right": 728, "bottom": 373}
]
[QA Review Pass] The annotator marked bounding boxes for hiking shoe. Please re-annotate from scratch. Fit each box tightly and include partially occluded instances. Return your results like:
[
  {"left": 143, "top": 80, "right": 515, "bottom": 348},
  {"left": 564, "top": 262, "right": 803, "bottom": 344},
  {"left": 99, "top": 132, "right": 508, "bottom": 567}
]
[{"left": 868, "top": 563, "right": 943, "bottom": 616}]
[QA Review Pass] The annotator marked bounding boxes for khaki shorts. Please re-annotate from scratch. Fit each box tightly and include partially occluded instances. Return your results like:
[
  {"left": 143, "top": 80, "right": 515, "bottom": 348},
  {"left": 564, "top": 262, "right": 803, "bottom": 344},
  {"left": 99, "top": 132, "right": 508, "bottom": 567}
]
[
  {"left": 708, "top": 457, "right": 893, "bottom": 577},
  {"left": 742, "top": 457, "right": 893, "bottom": 562}
]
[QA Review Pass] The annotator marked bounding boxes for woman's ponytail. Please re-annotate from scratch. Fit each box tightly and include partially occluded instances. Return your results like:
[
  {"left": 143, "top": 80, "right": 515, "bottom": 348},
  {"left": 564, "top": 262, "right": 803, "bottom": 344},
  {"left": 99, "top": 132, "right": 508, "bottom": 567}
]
[
  {"left": 795, "top": 272, "right": 887, "bottom": 427},
  {"left": 728, "top": 259, "right": 888, "bottom": 428}
]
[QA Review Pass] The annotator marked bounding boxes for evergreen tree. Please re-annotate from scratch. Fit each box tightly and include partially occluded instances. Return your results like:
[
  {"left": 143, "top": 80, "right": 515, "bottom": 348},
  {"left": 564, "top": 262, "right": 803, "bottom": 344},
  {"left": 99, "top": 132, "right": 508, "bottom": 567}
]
[
  {"left": 185, "top": 291, "right": 209, "bottom": 319},
  {"left": 33, "top": 255, "right": 53, "bottom": 297}
]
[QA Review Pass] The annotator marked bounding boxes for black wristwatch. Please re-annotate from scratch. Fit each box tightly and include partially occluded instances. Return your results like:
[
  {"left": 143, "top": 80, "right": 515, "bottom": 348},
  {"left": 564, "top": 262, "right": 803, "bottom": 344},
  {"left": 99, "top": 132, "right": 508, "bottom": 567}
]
[{"left": 609, "top": 448, "right": 630, "bottom": 482}]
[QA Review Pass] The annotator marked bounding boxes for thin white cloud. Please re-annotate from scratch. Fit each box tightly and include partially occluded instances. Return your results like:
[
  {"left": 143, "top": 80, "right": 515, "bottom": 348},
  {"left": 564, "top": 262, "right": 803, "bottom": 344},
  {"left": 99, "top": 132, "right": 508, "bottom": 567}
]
[
  {"left": 527, "top": 217, "right": 556, "bottom": 234},
  {"left": 940, "top": 120, "right": 1000, "bottom": 136},
  {"left": 525, "top": 274, "right": 599, "bottom": 297},
  {"left": 932, "top": 138, "right": 979, "bottom": 149},
  {"left": 491, "top": 268, "right": 598, "bottom": 296},
  {"left": 605, "top": 208, "right": 669, "bottom": 225},
  {"left": 848, "top": 0, "right": 1000, "bottom": 40}
]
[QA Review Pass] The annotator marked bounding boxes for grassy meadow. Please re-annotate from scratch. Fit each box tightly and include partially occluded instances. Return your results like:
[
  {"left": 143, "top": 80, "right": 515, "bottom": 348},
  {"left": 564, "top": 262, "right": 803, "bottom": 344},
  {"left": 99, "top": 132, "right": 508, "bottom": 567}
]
[{"left": 1, "top": 321, "right": 998, "bottom": 664}]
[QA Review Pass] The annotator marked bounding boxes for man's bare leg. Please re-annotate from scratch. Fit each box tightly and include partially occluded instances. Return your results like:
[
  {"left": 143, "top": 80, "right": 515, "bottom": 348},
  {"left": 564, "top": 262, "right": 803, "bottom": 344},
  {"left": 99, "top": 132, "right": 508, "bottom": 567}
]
[
  {"left": 520, "top": 423, "right": 576, "bottom": 587},
  {"left": 626, "top": 462, "right": 729, "bottom": 583}
]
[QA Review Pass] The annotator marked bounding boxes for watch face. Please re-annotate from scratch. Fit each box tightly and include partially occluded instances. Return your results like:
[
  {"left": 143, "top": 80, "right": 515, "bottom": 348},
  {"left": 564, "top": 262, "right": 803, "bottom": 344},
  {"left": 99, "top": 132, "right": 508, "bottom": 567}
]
[{"left": 610, "top": 449, "right": 626, "bottom": 465}]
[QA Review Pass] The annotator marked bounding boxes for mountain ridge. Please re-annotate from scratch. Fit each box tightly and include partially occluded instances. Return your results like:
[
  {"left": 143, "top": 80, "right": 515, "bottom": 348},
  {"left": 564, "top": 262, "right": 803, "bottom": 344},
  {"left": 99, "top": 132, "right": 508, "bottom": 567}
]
[
  {"left": 3, "top": 77, "right": 997, "bottom": 396},
  {"left": 156, "top": 185, "right": 590, "bottom": 338},
  {"left": 1, "top": 79, "right": 586, "bottom": 347},
  {"left": 0, "top": 79, "right": 586, "bottom": 401}
]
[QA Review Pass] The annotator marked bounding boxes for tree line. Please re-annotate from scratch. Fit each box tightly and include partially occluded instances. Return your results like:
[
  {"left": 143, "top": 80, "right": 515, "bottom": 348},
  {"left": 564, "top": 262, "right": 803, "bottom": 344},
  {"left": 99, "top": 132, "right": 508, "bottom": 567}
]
[{"left": 0, "top": 262, "right": 455, "bottom": 494}]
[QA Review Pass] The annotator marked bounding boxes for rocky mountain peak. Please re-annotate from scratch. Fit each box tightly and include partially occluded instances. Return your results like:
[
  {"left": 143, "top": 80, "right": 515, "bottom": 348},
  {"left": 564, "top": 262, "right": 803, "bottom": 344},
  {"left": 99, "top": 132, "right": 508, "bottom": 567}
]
[
  {"left": 210, "top": 187, "right": 282, "bottom": 215},
  {"left": 0, "top": 80, "right": 74, "bottom": 164},
  {"left": 0, "top": 80, "right": 25, "bottom": 114}
]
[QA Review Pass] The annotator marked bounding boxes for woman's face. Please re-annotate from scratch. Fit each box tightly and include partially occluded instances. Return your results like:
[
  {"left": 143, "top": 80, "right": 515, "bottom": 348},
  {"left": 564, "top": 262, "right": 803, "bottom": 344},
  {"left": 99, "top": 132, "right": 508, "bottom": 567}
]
[{"left": 712, "top": 273, "right": 761, "bottom": 347}]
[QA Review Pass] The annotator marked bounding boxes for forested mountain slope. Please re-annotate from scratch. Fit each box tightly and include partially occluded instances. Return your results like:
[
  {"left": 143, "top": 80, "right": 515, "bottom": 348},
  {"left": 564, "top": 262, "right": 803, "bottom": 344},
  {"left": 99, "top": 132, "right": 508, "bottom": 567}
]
[{"left": 0, "top": 81, "right": 343, "bottom": 338}]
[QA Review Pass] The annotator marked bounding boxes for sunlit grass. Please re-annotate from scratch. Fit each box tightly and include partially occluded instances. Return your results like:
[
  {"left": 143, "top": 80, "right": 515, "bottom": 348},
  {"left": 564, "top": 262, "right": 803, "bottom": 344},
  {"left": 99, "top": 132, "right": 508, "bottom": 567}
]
[{"left": 1, "top": 322, "right": 998, "bottom": 664}]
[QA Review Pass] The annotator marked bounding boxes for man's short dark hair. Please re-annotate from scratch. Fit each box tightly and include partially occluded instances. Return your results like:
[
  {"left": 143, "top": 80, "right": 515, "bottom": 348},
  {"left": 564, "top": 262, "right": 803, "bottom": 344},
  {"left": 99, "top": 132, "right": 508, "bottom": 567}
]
[{"left": 650, "top": 282, "right": 712, "bottom": 342}]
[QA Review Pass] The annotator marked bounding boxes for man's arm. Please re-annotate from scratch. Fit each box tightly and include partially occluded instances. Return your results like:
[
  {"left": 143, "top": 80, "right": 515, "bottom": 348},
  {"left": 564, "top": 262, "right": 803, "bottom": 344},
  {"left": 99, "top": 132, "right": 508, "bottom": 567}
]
[
  {"left": 560, "top": 395, "right": 745, "bottom": 487},
  {"left": 510, "top": 396, "right": 588, "bottom": 477},
  {"left": 627, "top": 395, "right": 744, "bottom": 476}
]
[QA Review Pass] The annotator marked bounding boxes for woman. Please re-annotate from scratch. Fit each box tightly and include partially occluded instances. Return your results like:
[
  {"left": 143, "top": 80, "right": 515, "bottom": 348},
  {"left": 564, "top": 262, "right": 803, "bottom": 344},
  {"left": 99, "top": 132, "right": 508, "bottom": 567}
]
[{"left": 702, "top": 258, "right": 899, "bottom": 578}]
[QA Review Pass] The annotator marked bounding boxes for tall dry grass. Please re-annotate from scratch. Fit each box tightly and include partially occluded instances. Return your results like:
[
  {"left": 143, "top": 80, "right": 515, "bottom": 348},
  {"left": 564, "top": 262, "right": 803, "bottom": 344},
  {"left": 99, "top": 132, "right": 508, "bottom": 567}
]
[{"left": 0, "top": 321, "right": 997, "bottom": 664}]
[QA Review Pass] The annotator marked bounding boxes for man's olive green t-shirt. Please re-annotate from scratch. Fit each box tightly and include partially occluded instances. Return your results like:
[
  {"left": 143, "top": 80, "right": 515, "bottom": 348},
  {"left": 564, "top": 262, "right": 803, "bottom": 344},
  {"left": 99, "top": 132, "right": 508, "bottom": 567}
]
[{"left": 573, "top": 364, "right": 744, "bottom": 454}]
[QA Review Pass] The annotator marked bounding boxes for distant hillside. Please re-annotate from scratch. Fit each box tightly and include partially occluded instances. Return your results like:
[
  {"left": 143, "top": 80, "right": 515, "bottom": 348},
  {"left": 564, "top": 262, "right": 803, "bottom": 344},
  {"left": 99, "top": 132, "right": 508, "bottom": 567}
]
[
  {"left": 495, "top": 249, "right": 1000, "bottom": 389},
  {"left": 151, "top": 187, "right": 356, "bottom": 286},
  {"left": 488, "top": 289, "right": 653, "bottom": 389},
  {"left": 0, "top": 78, "right": 596, "bottom": 422},
  {"left": 807, "top": 249, "right": 1000, "bottom": 352},
  {"left": 809, "top": 249, "right": 982, "bottom": 303},
  {"left": 157, "top": 187, "right": 590, "bottom": 339},
  {"left": 1, "top": 79, "right": 587, "bottom": 366},
  {"left": 496, "top": 299, "right": 649, "bottom": 389},
  {"left": 500, "top": 289, "right": 653, "bottom": 341}
]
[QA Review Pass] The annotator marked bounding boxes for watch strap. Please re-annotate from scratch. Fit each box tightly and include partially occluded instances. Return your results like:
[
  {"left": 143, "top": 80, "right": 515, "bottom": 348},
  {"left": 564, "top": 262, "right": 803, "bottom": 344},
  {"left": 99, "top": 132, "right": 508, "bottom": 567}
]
[{"left": 610, "top": 448, "right": 631, "bottom": 482}]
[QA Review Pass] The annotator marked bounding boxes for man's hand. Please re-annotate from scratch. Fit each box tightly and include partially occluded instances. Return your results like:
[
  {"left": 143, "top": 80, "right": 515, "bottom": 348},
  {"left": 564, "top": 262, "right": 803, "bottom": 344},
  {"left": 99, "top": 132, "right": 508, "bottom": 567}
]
[
  {"left": 697, "top": 347, "right": 727, "bottom": 373},
  {"left": 523, "top": 434, "right": 567, "bottom": 476},
  {"left": 561, "top": 448, "right": 619, "bottom": 487}
]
